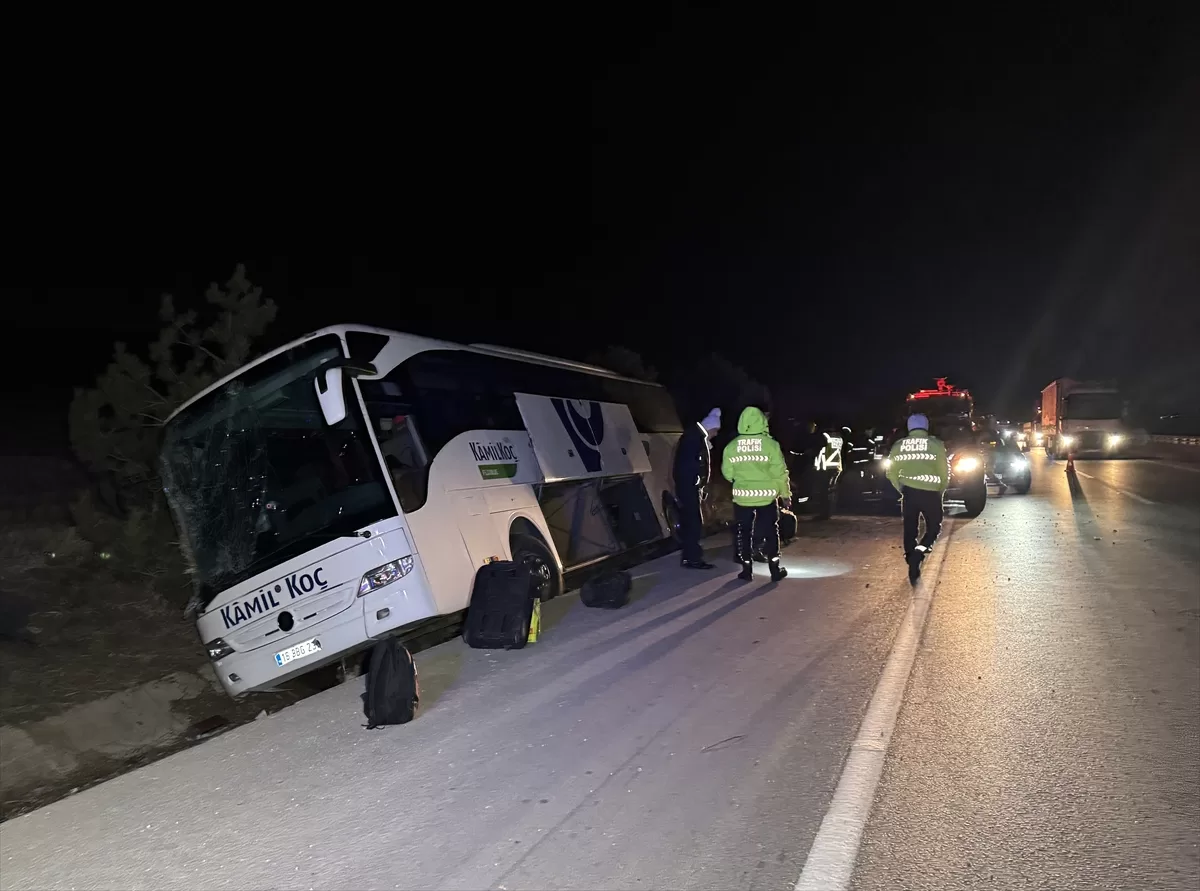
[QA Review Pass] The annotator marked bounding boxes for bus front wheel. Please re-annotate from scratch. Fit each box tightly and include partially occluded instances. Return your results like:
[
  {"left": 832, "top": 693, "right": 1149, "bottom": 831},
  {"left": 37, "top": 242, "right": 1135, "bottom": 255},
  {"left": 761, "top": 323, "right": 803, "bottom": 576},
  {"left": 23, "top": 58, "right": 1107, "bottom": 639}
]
[{"left": 512, "top": 533, "right": 561, "bottom": 602}]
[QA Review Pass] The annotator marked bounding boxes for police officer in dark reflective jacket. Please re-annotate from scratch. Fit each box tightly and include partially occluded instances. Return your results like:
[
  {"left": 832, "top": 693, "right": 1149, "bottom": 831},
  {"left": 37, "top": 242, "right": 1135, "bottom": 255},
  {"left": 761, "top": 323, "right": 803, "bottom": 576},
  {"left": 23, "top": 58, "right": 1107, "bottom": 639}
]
[{"left": 673, "top": 408, "right": 722, "bottom": 569}]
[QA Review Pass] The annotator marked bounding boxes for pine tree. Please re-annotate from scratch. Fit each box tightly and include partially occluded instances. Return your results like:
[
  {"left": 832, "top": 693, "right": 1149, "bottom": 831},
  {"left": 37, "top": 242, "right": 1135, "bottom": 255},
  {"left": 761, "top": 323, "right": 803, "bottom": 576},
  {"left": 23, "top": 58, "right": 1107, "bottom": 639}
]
[
  {"left": 668, "top": 351, "right": 771, "bottom": 425},
  {"left": 67, "top": 264, "right": 277, "bottom": 574},
  {"left": 587, "top": 345, "right": 659, "bottom": 382}
]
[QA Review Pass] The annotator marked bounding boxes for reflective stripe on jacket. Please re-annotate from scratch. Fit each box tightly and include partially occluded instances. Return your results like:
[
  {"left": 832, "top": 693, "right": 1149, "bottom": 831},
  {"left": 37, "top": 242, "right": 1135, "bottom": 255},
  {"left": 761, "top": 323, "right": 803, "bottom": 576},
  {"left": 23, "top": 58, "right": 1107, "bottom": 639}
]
[
  {"left": 885, "top": 430, "right": 949, "bottom": 493},
  {"left": 721, "top": 407, "right": 790, "bottom": 507}
]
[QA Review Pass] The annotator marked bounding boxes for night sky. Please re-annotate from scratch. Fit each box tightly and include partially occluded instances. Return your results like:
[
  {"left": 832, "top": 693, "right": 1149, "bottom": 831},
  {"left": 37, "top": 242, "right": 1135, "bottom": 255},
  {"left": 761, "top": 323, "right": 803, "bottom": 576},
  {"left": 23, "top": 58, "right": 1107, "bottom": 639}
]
[{"left": 5, "top": 6, "right": 1199, "bottom": 453}]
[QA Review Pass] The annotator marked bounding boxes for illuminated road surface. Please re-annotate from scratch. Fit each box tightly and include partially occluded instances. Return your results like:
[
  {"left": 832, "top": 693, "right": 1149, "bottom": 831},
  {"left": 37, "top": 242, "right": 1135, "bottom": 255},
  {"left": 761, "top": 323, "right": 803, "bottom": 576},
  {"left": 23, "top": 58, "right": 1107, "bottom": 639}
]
[{"left": 1, "top": 454, "right": 1197, "bottom": 891}]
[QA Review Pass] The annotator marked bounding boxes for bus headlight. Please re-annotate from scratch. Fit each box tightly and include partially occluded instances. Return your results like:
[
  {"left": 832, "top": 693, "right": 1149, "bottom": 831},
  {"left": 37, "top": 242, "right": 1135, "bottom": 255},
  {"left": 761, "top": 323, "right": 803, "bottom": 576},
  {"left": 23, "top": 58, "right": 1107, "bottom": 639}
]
[
  {"left": 954, "top": 456, "right": 980, "bottom": 474},
  {"left": 1060, "top": 435, "right": 1075, "bottom": 448},
  {"left": 358, "top": 556, "right": 415, "bottom": 596},
  {"left": 1107, "top": 434, "right": 1123, "bottom": 448},
  {"left": 204, "top": 637, "right": 235, "bottom": 661}
]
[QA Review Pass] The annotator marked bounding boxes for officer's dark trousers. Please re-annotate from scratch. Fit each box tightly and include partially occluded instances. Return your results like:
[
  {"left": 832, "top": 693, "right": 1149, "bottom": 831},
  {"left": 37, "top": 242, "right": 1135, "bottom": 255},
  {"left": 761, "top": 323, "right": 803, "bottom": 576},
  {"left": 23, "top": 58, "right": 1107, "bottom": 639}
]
[
  {"left": 678, "top": 487, "right": 704, "bottom": 563},
  {"left": 735, "top": 502, "right": 780, "bottom": 563},
  {"left": 902, "top": 486, "right": 944, "bottom": 558}
]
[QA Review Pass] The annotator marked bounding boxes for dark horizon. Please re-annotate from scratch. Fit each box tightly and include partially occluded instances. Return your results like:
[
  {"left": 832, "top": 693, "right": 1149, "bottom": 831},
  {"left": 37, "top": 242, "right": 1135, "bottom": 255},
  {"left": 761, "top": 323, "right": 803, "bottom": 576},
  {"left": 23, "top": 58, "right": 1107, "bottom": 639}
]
[{"left": 5, "top": 7, "right": 1200, "bottom": 450}]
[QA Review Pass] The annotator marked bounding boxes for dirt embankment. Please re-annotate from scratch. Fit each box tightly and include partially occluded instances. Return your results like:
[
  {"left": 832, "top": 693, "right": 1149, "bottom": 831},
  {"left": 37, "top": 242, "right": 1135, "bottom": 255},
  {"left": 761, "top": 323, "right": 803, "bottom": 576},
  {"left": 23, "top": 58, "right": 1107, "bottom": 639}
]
[{"left": 0, "top": 458, "right": 303, "bottom": 821}]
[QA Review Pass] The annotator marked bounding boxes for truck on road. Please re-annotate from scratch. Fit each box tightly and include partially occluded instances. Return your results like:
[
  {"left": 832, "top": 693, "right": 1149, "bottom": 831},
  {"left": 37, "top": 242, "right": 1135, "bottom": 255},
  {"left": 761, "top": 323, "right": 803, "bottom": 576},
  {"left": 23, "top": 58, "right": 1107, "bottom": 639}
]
[{"left": 1040, "top": 378, "right": 1136, "bottom": 458}]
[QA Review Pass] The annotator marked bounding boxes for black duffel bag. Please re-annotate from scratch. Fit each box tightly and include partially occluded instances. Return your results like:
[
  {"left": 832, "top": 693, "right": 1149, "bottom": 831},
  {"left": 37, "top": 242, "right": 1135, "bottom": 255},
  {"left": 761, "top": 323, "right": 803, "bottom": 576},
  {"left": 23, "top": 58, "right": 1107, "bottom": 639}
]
[{"left": 580, "top": 570, "right": 632, "bottom": 609}]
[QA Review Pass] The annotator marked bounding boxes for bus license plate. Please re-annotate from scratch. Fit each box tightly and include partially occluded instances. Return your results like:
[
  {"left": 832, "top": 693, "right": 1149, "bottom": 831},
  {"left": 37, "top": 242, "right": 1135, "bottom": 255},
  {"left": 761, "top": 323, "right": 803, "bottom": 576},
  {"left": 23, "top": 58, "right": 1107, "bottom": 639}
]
[{"left": 275, "top": 637, "right": 321, "bottom": 667}]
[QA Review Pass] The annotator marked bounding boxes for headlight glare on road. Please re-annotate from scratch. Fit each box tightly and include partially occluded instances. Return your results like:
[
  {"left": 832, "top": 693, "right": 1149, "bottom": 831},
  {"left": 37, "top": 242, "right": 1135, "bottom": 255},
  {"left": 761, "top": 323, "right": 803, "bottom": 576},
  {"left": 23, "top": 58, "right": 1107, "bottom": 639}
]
[{"left": 954, "top": 456, "right": 980, "bottom": 473}]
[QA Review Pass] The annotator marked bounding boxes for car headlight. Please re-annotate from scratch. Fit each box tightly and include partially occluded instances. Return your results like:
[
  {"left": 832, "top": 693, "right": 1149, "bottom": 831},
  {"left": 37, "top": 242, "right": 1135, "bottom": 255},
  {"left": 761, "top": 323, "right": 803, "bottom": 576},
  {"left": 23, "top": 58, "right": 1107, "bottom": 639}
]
[
  {"left": 1060, "top": 435, "right": 1075, "bottom": 447},
  {"left": 954, "top": 456, "right": 980, "bottom": 473},
  {"left": 1011, "top": 456, "right": 1028, "bottom": 470},
  {"left": 882, "top": 458, "right": 892, "bottom": 469},
  {"left": 1106, "top": 434, "right": 1123, "bottom": 448},
  {"left": 357, "top": 556, "right": 415, "bottom": 597}
]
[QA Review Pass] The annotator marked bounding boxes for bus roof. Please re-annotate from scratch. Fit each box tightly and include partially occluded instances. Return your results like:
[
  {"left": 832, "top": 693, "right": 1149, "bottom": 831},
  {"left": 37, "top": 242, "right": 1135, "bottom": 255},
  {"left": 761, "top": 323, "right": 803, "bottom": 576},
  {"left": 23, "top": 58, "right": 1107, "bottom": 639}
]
[{"left": 165, "top": 324, "right": 666, "bottom": 424}]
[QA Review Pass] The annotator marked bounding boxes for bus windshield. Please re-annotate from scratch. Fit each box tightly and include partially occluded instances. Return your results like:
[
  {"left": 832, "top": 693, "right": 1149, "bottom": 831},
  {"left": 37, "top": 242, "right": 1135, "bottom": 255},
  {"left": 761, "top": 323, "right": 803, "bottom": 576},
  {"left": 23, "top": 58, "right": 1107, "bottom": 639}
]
[{"left": 160, "top": 334, "right": 396, "bottom": 607}]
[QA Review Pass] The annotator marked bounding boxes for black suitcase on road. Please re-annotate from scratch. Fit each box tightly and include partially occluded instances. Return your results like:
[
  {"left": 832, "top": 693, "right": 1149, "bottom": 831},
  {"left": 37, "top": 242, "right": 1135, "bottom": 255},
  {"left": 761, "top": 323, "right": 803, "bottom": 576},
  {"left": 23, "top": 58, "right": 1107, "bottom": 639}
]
[
  {"left": 580, "top": 570, "right": 632, "bottom": 609},
  {"left": 463, "top": 561, "right": 537, "bottom": 650}
]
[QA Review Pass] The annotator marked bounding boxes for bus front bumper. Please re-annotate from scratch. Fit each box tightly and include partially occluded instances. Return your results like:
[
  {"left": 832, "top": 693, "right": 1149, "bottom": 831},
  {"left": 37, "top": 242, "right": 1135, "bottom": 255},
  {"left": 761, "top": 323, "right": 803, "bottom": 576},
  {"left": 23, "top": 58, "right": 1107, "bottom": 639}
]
[{"left": 209, "top": 580, "right": 439, "bottom": 698}]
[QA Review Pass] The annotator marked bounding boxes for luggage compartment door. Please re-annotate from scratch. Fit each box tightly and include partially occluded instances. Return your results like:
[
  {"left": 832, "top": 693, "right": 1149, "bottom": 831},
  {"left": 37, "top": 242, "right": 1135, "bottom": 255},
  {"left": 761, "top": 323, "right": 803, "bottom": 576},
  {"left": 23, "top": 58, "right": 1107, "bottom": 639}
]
[{"left": 515, "top": 393, "right": 651, "bottom": 483}]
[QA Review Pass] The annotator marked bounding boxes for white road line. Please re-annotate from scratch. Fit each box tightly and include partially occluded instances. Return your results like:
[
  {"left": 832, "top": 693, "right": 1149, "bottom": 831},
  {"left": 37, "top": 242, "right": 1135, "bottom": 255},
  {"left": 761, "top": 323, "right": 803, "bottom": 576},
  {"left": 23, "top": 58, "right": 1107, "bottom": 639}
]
[
  {"left": 1072, "top": 470, "right": 1156, "bottom": 504},
  {"left": 793, "top": 520, "right": 954, "bottom": 891},
  {"left": 1138, "top": 459, "right": 1200, "bottom": 475}
]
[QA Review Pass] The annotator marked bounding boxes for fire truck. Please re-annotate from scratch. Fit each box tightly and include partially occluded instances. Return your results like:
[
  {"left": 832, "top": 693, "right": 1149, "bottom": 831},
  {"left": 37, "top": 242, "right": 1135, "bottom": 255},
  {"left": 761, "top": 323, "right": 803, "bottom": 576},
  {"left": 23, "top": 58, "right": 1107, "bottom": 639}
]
[{"left": 903, "top": 379, "right": 989, "bottom": 517}]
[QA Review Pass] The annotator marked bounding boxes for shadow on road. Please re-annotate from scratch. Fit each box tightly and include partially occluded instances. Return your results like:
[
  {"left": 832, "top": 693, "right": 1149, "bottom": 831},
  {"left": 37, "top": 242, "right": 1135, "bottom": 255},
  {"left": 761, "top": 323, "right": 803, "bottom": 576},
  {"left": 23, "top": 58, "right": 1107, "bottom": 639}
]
[
  {"left": 537, "top": 574, "right": 748, "bottom": 682},
  {"left": 1066, "top": 468, "right": 1099, "bottom": 537},
  {"left": 556, "top": 579, "right": 769, "bottom": 707}
]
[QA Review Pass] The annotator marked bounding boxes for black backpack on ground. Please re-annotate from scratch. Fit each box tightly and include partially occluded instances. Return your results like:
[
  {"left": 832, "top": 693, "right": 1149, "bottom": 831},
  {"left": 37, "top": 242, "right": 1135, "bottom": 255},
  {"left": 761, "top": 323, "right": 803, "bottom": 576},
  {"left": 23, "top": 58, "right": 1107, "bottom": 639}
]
[
  {"left": 779, "top": 507, "right": 798, "bottom": 543},
  {"left": 363, "top": 638, "right": 419, "bottom": 729},
  {"left": 463, "top": 561, "right": 537, "bottom": 649},
  {"left": 580, "top": 570, "right": 632, "bottom": 609}
]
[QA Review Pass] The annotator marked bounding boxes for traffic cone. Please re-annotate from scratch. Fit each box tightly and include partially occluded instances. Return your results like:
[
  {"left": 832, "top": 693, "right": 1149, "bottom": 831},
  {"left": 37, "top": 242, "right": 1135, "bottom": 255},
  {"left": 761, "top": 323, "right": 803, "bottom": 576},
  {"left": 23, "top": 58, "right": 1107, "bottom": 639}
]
[{"left": 1065, "top": 452, "right": 1075, "bottom": 474}]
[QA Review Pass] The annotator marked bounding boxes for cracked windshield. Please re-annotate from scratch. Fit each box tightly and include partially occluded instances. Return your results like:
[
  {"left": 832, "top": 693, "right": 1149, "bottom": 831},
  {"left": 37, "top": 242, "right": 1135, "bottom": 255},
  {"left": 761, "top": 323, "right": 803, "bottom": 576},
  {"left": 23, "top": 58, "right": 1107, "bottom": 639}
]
[{"left": 159, "top": 335, "right": 394, "bottom": 606}]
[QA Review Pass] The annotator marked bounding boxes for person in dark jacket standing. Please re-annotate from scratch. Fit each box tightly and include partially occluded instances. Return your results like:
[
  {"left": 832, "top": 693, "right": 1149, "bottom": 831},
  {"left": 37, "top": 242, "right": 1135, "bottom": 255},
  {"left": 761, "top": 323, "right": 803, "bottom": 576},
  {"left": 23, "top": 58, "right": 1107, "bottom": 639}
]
[{"left": 673, "top": 408, "right": 721, "bottom": 569}]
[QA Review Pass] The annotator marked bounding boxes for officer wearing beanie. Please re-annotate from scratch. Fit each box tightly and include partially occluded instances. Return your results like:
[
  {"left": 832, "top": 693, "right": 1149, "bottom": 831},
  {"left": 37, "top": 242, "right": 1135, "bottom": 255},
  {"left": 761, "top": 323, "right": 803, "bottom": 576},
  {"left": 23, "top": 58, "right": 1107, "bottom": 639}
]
[
  {"left": 673, "top": 408, "right": 722, "bottom": 569},
  {"left": 722, "top": 406, "right": 790, "bottom": 582},
  {"left": 885, "top": 413, "right": 949, "bottom": 582}
]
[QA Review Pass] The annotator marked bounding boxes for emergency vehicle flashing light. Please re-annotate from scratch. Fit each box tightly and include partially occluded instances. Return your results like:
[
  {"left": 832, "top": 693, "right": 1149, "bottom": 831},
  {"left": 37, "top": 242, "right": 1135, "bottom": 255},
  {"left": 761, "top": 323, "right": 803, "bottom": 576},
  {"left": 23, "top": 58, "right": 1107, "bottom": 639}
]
[{"left": 907, "top": 377, "right": 972, "bottom": 403}]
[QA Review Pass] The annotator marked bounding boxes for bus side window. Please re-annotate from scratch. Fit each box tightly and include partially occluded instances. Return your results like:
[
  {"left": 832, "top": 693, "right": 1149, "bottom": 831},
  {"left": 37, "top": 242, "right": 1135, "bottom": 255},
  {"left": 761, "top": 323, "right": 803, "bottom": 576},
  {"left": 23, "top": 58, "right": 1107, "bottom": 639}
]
[{"left": 360, "top": 384, "right": 431, "bottom": 513}]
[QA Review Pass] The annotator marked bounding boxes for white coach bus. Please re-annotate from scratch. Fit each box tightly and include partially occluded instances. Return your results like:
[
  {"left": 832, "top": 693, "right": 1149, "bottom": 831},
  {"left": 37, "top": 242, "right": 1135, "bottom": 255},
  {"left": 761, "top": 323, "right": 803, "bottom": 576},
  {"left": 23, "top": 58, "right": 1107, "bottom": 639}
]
[{"left": 160, "top": 325, "right": 686, "bottom": 697}]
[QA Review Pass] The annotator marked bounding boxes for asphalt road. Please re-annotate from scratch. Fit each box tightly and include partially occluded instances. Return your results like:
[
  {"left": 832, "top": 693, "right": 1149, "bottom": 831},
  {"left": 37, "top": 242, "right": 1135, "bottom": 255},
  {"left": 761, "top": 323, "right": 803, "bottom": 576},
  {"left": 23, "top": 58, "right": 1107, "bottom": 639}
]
[
  {"left": 1, "top": 452, "right": 1197, "bottom": 891},
  {"left": 851, "top": 453, "right": 1200, "bottom": 891}
]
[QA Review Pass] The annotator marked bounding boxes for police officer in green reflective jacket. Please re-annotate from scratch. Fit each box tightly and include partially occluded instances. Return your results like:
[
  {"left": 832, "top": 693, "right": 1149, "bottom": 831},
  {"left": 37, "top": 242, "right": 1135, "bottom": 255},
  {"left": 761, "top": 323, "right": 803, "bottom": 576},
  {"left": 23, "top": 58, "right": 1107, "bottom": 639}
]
[
  {"left": 721, "top": 406, "right": 790, "bottom": 582},
  {"left": 885, "top": 412, "right": 949, "bottom": 583}
]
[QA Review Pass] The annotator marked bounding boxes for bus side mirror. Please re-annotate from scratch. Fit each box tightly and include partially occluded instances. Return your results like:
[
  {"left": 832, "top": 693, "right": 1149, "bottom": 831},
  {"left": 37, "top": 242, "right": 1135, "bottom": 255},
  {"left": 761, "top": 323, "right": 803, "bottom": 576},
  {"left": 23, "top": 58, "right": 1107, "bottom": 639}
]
[
  {"left": 313, "top": 360, "right": 378, "bottom": 427},
  {"left": 316, "top": 367, "right": 348, "bottom": 426}
]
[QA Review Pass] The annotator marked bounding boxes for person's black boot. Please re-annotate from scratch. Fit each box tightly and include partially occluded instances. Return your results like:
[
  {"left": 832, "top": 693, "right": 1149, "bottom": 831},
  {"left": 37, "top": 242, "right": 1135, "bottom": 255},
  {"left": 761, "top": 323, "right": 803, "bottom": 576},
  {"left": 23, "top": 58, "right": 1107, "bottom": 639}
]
[
  {"left": 769, "top": 559, "right": 787, "bottom": 582},
  {"left": 907, "top": 546, "right": 927, "bottom": 584},
  {"left": 738, "top": 561, "right": 754, "bottom": 581},
  {"left": 681, "top": 558, "right": 715, "bottom": 570}
]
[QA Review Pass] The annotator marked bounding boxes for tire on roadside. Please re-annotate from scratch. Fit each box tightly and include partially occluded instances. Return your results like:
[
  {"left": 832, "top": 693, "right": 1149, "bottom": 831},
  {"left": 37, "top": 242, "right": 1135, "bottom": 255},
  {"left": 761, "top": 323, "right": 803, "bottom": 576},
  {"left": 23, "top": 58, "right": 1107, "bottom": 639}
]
[{"left": 962, "top": 482, "right": 987, "bottom": 518}]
